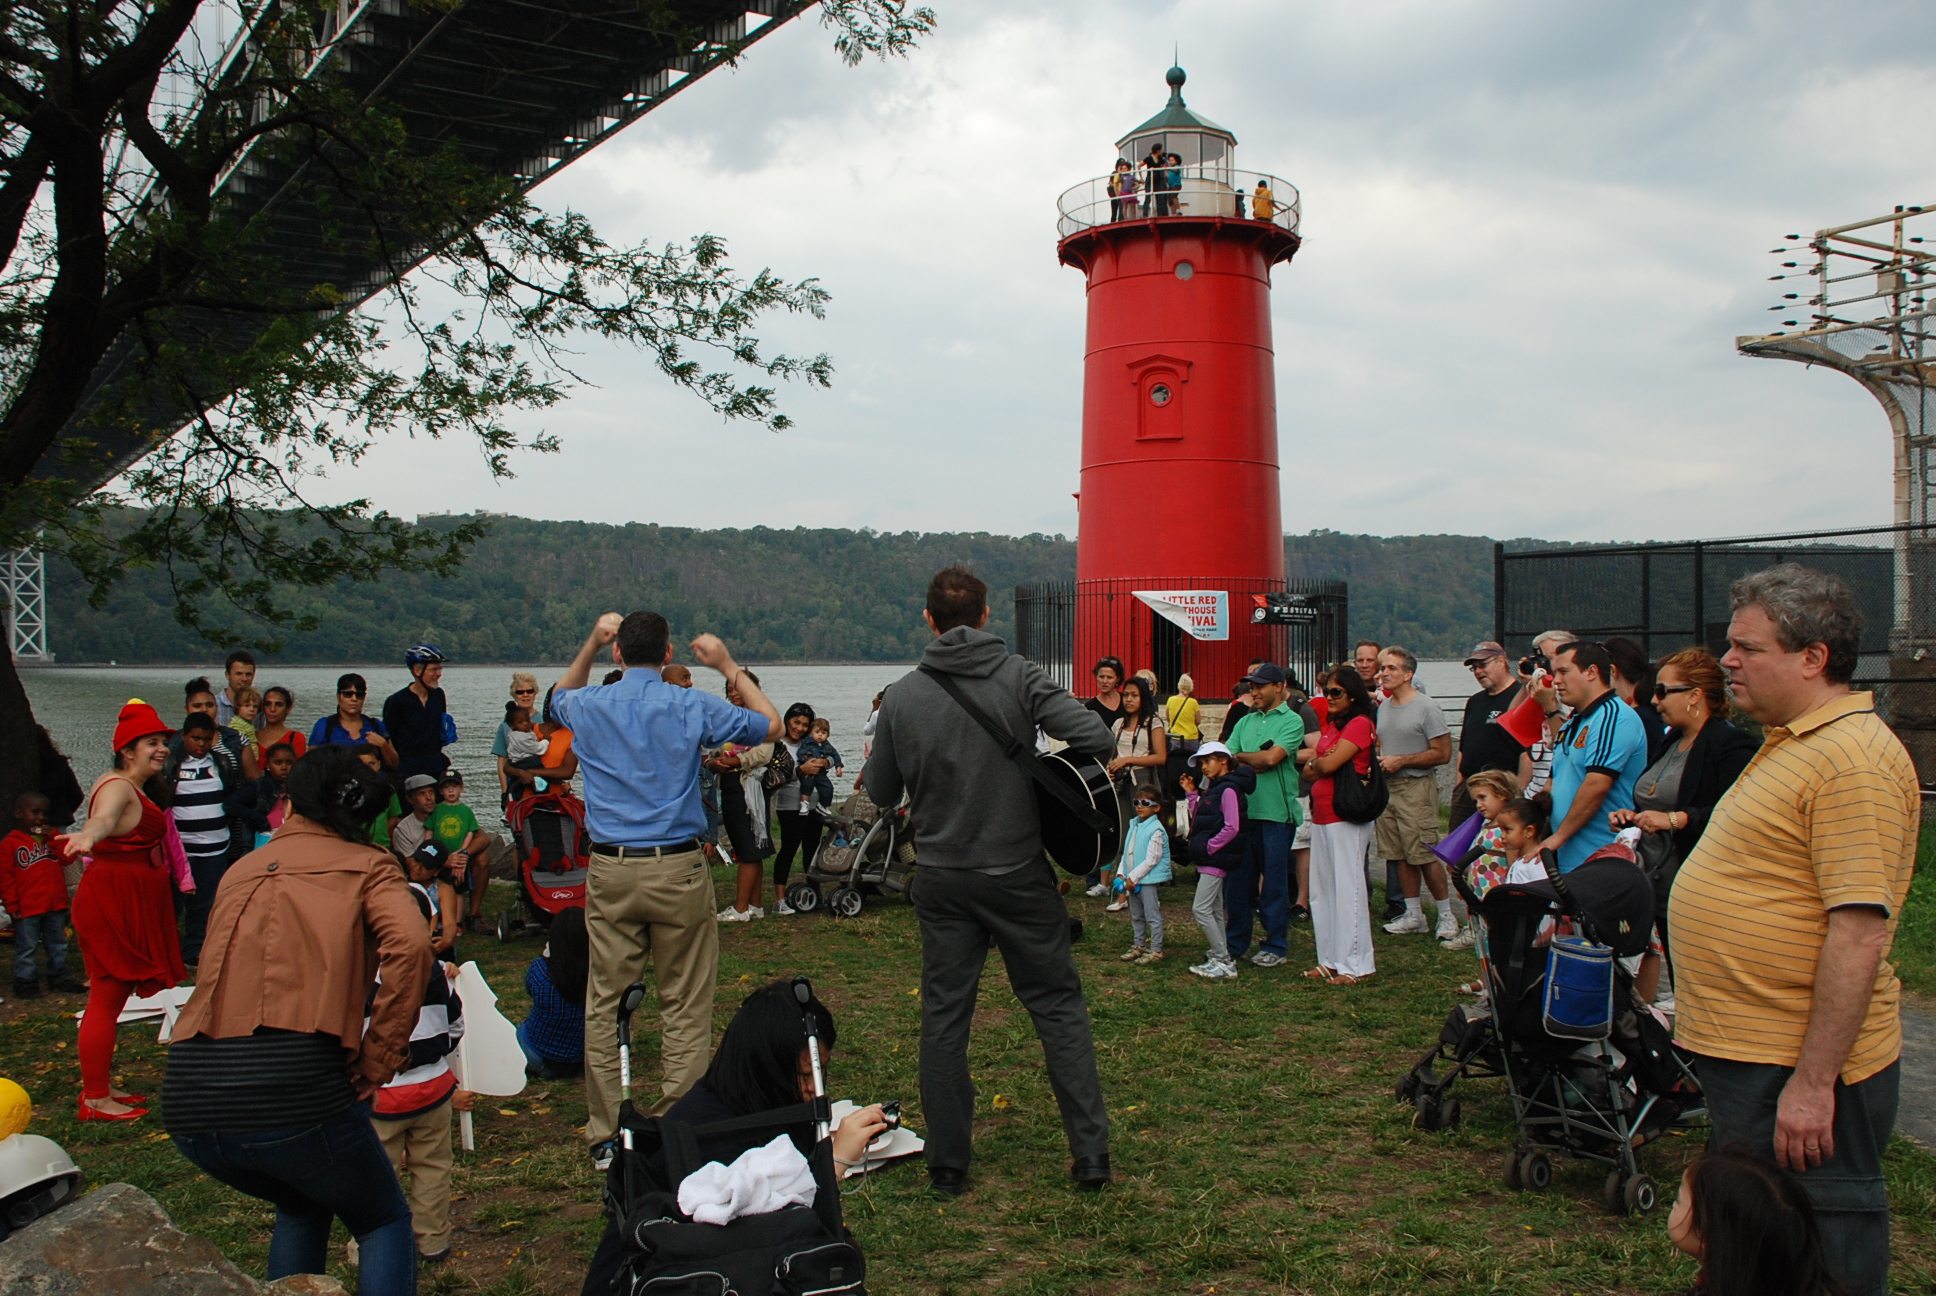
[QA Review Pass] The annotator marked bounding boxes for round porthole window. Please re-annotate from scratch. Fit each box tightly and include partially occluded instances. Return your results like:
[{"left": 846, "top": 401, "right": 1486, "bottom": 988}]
[
  {"left": 1149, "top": 383, "right": 1173, "bottom": 407},
  {"left": 1174, "top": 261, "right": 1195, "bottom": 280}
]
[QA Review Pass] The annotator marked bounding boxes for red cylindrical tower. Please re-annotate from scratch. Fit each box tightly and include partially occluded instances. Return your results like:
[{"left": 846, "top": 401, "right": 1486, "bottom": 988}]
[{"left": 1056, "top": 66, "right": 1302, "bottom": 696}]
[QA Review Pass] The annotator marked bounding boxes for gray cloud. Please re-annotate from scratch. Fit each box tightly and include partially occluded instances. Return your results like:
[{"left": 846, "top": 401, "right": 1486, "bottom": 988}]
[{"left": 327, "top": 1, "right": 1935, "bottom": 547}]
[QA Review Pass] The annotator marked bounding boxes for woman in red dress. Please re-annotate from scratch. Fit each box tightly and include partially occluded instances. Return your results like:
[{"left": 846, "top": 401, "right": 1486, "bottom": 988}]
[{"left": 61, "top": 699, "right": 187, "bottom": 1121}]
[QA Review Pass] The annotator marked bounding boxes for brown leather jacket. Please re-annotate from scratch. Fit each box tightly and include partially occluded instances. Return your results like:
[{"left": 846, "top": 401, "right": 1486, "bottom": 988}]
[{"left": 171, "top": 815, "right": 432, "bottom": 1094}]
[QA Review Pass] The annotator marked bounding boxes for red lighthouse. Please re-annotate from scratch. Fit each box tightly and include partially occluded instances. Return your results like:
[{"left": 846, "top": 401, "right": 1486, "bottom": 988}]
[{"left": 1056, "top": 66, "right": 1301, "bottom": 695}]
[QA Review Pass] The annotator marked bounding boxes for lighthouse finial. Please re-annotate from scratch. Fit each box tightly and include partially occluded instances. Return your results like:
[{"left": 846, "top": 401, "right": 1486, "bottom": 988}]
[{"left": 1165, "top": 56, "right": 1185, "bottom": 103}]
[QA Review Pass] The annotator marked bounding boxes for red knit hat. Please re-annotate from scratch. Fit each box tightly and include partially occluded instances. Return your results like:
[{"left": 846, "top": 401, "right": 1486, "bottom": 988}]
[{"left": 111, "top": 699, "right": 173, "bottom": 753}]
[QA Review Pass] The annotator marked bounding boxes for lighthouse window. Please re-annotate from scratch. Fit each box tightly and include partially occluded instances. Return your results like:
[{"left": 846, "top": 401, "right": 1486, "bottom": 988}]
[
  {"left": 1149, "top": 384, "right": 1173, "bottom": 407},
  {"left": 1174, "top": 261, "right": 1194, "bottom": 280}
]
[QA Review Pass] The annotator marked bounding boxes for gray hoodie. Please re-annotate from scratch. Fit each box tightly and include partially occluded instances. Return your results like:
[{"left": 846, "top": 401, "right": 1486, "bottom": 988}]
[{"left": 861, "top": 627, "right": 1113, "bottom": 873}]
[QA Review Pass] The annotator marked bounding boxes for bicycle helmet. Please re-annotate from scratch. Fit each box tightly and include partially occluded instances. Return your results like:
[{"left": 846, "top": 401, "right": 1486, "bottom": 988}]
[{"left": 404, "top": 642, "right": 446, "bottom": 667}]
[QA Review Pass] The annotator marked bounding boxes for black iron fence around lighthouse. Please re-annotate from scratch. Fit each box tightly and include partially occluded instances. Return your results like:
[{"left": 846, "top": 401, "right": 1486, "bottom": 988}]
[{"left": 1016, "top": 578, "right": 1348, "bottom": 695}]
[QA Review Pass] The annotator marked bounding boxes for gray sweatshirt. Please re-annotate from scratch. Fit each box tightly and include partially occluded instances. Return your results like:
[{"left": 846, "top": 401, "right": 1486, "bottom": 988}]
[{"left": 861, "top": 627, "right": 1113, "bottom": 873}]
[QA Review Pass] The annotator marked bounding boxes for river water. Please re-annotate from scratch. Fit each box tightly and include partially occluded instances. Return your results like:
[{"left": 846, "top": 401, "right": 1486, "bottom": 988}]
[{"left": 20, "top": 659, "right": 1483, "bottom": 814}]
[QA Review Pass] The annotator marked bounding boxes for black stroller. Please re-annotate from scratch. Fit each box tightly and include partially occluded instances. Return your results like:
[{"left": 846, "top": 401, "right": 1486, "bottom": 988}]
[
  {"left": 591, "top": 978, "right": 867, "bottom": 1295},
  {"left": 1398, "top": 845, "right": 1704, "bottom": 1216}
]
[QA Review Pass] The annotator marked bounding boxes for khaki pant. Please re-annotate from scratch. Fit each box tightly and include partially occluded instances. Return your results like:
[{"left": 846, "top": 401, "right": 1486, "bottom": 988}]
[
  {"left": 374, "top": 1101, "right": 454, "bottom": 1255},
  {"left": 1374, "top": 773, "right": 1442, "bottom": 867},
  {"left": 583, "top": 845, "right": 718, "bottom": 1145}
]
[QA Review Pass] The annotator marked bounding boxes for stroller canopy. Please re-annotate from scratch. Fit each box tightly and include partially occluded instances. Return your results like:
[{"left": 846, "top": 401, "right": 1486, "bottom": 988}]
[{"left": 1490, "top": 850, "right": 1656, "bottom": 957}]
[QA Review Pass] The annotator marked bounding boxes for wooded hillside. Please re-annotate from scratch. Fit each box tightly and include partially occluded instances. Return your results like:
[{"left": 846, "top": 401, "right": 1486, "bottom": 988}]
[{"left": 46, "top": 515, "right": 1558, "bottom": 662}]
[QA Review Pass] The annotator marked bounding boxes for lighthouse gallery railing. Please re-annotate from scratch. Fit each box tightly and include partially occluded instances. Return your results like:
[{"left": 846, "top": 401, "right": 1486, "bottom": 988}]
[{"left": 1056, "top": 167, "right": 1301, "bottom": 241}]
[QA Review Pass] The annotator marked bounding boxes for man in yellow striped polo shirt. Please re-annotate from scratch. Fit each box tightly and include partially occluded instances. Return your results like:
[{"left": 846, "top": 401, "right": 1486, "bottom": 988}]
[{"left": 1670, "top": 564, "right": 1916, "bottom": 1296}]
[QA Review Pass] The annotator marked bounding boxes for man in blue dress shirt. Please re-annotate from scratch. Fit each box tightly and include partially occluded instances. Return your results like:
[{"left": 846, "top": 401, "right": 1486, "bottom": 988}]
[{"left": 549, "top": 610, "right": 779, "bottom": 1167}]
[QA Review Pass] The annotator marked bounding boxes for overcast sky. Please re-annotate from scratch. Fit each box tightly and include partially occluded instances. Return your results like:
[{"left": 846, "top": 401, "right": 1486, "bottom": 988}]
[{"left": 335, "top": 0, "right": 1935, "bottom": 546}]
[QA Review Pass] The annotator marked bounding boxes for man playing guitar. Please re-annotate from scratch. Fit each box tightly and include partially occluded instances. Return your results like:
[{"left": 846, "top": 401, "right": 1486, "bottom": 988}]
[{"left": 861, "top": 566, "right": 1116, "bottom": 1198}]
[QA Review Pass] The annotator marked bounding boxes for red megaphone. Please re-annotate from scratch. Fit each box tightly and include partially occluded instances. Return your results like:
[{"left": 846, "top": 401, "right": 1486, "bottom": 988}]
[{"left": 1498, "top": 691, "right": 1549, "bottom": 750}]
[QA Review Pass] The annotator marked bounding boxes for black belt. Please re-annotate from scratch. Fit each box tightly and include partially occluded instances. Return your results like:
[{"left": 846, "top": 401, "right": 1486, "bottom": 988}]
[{"left": 589, "top": 839, "right": 701, "bottom": 858}]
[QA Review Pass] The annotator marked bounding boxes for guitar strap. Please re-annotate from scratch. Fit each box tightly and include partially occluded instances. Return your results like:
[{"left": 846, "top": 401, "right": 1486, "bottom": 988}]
[{"left": 917, "top": 665, "right": 1112, "bottom": 834}]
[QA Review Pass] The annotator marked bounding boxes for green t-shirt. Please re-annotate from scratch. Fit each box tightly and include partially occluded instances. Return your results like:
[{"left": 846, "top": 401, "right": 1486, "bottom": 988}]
[
  {"left": 1227, "top": 702, "right": 1306, "bottom": 824},
  {"left": 428, "top": 802, "right": 480, "bottom": 854},
  {"left": 368, "top": 793, "right": 405, "bottom": 849}
]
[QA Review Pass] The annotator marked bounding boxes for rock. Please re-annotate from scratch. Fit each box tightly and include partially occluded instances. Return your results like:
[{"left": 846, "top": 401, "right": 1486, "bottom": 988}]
[{"left": 0, "top": 1182, "right": 346, "bottom": 1295}]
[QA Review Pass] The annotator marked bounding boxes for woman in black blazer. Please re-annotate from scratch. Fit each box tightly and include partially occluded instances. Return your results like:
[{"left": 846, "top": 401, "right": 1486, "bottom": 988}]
[{"left": 1609, "top": 648, "right": 1759, "bottom": 966}]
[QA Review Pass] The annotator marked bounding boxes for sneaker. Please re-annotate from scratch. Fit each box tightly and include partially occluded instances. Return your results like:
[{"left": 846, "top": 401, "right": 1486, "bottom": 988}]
[
  {"left": 1435, "top": 916, "right": 1460, "bottom": 941},
  {"left": 1187, "top": 961, "right": 1221, "bottom": 979},
  {"left": 747, "top": 906, "right": 765, "bottom": 920},
  {"left": 1134, "top": 949, "right": 1164, "bottom": 965},
  {"left": 1290, "top": 904, "right": 1310, "bottom": 922},
  {"left": 591, "top": 1139, "right": 616, "bottom": 1172},
  {"left": 1084, "top": 883, "right": 1108, "bottom": 898},
  {"left": 1104, "top": 898, "right": 1127, "bottom": 912},
  {"left": 1248, "top": 951, "right": 1287, "bottom": 969},
  {"left": 775, "top": 899, "right": 796, "bottom": 916},
  {"left": 1383, "top": 910, "right": 1429, "bottom": 935},
  {"left": 1439, "top": 926, "right": 1477, "bottom": 951},
  {"left": 716, "top": 906, "right": 753, "bottom": 923},
  {"left": 1119, "top": 948, "right": 1145, "bottom": 962},
  {"left": 1211, "top": 960, "right": 1238, "bottom": 979}
]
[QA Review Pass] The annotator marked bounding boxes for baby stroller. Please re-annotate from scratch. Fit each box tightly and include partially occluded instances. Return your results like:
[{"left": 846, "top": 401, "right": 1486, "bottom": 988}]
[
  {"left": 494, "top": 787, "right": 590, "bottom": 942},
  {"left": 784, "top": 788, "right": 917, "bottom": 920},
  {"left": 1399, "top": 845, "right": 1703, "bottom": 1216},
  {"left": 595, "top": 979, "right": 867, "bottom": 1295}
]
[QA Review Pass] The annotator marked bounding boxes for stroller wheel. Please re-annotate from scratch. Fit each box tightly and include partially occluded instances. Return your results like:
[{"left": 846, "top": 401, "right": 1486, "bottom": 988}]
[
  {"left": 1601, "top": 1170, "right": 1625, "bottom": 1212},
  {"left": 494, "top": 911, "right": 510, "bottom": 943},
  {"left": 786, "top": 881, "right": 821, "bottom": 914},
  {"left": 1621, "top": 1173, "right": 1658, "bottom": 1216},
  {"left": 1504, "top": 1150, "right": 1526, "bottom": 1191},
  {"left": 1395, "top": 1071, "right": 1420, "bottom": 1106},
  {"left": 1519, "top": 1151, "right": 1554, "bottom": 1192},
  {"left": 1439, "top": 1098, "right": 1462, "bottom": 1130},
  {"left": 1411, "top": 1090, "right": 1443, "bottom": 1133},
  {"left": 829, "top": 886, "right": 865, "bottom": 919}
]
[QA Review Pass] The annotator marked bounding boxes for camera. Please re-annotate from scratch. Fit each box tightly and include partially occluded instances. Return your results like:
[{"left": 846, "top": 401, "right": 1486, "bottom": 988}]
[
  {"left": 1518, "top": 651, "right": 1549, "bottom": 677},
  {"left": 880, "top": 1100, "right": 902, "bottom": 1131}
]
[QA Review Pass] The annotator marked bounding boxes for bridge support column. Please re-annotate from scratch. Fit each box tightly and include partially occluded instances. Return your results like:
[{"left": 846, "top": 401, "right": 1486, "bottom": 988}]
[{"left": 2, "top": 549, "right": 50, "bottom": 663}]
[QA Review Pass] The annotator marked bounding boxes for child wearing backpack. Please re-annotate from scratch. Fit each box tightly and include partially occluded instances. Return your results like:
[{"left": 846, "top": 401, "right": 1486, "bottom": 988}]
[{"left": 1180, "top": 743, "right": 1254, "bottom": 981}]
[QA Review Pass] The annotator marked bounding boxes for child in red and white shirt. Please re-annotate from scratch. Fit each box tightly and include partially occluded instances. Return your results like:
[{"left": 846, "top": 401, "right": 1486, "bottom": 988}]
[{"left": 1, "top": 793, "right": 81, "bottom": 997}]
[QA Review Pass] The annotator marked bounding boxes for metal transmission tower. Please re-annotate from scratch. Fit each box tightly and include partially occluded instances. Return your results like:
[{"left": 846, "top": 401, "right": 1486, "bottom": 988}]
[
  {"left": 1, "top": 550, "right": 49, "bottom": 662},
  {"left": 1737, "top": 203, "right": 1934, "bottom": 648}
]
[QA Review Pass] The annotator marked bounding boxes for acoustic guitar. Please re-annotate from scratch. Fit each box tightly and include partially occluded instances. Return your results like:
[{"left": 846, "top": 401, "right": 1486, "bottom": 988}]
[{"left": 1034, "top": 749, "right": 1124, "bottom": 878}]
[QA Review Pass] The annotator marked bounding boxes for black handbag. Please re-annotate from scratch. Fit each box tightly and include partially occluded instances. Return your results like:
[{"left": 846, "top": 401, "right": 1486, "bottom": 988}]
[
  {"left": 1330, "top": 754, "right": 1388, "bottom": 824},
  {"left": 760, "top": 744, "right": 796, "bottom": 794}
]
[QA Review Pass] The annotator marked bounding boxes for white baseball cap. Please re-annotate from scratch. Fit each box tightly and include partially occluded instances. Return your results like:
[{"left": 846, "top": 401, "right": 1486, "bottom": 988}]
[{"left": 1188, "top": 741, "right": 1234, "bottom": 767}]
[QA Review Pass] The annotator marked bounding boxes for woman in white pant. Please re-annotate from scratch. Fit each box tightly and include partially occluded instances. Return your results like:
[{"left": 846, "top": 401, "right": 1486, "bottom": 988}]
[{"left": 1298, "top": 667, "right": 1379, "bottom": 985}]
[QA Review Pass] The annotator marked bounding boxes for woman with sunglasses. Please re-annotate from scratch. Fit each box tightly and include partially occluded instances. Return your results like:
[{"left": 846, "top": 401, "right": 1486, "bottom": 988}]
[
  {"left": 1296, "top": 667, "right": 1379, "bottom": 986},
  {"left": 1103, "top": 679, "right": 1168, "bottom": 910},
  {"left": 310, "top": 673, "right": 397, "bottom": 769},
  {"left": 493, "top": 671, "right": 541, "bottom": 805},
  {"left": 252, "top": 687, "right": 306, "bottom": 759},
  {"left": 1607, "top": 648, "right": 1756, "bottom": 973}
]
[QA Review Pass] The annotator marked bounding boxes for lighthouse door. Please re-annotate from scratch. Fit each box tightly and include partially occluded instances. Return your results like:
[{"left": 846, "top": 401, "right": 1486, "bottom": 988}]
[{"left": 1150, "top": 614, "right": 1185, "bottom": 694}]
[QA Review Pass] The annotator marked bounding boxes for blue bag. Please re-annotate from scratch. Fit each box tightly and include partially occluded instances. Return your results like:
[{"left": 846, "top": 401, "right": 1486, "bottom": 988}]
[{"left": 1542, "top": 935, "right": 1614, "bottom": 1040}]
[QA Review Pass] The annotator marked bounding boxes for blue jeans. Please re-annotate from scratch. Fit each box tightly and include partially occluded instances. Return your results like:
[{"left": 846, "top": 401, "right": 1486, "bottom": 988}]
[
  {"left": 179, "top": 848, "right": 231, "bottom": 964},
  {"left": 171, "top": 1104, "right": 416, "bottom": 1295},
  {"left": 1225, "top": 821, "right": 1292, "bottom": 959},
  {"left": 1694, "top": 1054, "right": 1899, "bottom": 1296},
  {"left": 13, "top": 910, "right": 68, "bottom": 983},
  {"left": 516, "top": 1020, "right": 582, "bottom": 1080}
]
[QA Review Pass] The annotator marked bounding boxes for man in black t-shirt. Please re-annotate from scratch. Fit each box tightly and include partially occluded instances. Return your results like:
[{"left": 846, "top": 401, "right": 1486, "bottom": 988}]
[{"left": 1450, "top": 641, "right": 1528, "bottom": 824}]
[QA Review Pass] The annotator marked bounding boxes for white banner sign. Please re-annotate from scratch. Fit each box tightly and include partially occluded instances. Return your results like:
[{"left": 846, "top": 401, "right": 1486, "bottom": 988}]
[{"left": 1133, "top": 589, "right": 1230, "bottom": 642}]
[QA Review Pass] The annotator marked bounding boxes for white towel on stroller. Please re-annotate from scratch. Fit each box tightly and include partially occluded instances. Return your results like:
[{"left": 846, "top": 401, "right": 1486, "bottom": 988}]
[{"left": 677, "top": 1133, "right": 817, "bottom": 1225}]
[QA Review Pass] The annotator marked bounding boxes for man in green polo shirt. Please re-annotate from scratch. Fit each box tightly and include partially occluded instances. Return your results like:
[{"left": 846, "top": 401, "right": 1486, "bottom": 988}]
[{"left": 1224, "top": 664, "right": 1304, "bottom": 968}]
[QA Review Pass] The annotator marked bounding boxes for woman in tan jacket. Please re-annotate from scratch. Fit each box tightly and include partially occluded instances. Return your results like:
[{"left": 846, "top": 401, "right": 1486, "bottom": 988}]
[{"left": 161, "top": 744, "right": 433, "bottom": 1295}]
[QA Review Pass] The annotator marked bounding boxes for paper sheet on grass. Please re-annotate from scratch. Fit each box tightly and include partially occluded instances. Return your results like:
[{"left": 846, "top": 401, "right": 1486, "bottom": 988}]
[
  {"left": 71, "top": 984, "right": 193, "bottom": 1028},
  {"left": 830, "top": 1099, "right": 924, "bottom": 1178},
  {"left": 448, "top": 961, "right": 526, "bottom": 1150}
]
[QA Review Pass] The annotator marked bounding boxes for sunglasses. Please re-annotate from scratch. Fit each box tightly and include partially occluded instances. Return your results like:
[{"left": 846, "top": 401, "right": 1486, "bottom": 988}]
[
  {"left": 1324, "top": 688, "right": 1347, "bottom": 700},
  {"left": 339, "top": 689, "right": 366, "bottom": 698},
  {"left": 1132, "top": 798, "right": 1161, "bottom": 808},
  {"left": 513, "top": 689, "right": 537, "bottom": 696},
  {"left": 1653, "top": 683, "right": 1696, "bottom": 701}
]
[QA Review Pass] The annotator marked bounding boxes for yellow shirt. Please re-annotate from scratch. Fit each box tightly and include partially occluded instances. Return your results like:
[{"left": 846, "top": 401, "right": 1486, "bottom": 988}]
[
  {"left": 1163, "top": 695, "right": 1200, "bottom": 742},
  {"left": 1669, "top": 692, "right": 1917, "bottom": 1083}
]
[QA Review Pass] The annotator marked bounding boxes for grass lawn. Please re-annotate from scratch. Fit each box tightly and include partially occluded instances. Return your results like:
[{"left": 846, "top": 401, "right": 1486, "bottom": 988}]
[{"left": 4, "top": 842, "right": 1933, "bottom": 1295}]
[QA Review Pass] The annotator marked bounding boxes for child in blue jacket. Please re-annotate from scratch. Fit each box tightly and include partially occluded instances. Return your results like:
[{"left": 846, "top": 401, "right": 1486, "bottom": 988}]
[{"left": 1114, "top": 782, "right": 1174, "bottom": 965}]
